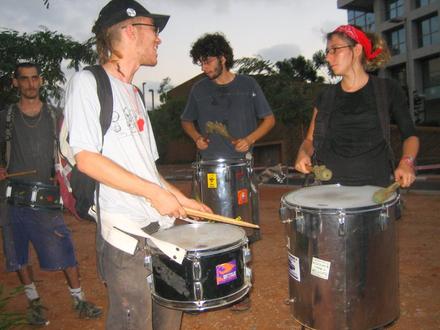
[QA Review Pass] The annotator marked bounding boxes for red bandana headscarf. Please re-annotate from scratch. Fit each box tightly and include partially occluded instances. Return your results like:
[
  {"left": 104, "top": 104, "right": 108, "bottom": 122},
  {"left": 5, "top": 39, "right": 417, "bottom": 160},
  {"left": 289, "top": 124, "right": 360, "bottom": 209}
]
[{"left": 333, "top": 25, "right": 382, "bottom": 60}]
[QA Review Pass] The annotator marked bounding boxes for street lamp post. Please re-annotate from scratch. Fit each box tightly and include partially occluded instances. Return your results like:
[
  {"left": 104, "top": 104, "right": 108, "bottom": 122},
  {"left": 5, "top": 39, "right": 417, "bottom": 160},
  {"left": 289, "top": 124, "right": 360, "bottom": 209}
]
[
  {"left": 148, "top": 89, "right": 155, "bottom": 111},
  {"left": 142, "top": 82, "right": 147, "bottom": 105}
]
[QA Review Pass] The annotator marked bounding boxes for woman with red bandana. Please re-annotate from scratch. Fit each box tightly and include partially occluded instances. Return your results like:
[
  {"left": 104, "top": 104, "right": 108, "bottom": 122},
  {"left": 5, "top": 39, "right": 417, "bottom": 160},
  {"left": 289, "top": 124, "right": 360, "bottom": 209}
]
[{"left": 295, "top": 25, "right": 419, "bottom": 188}]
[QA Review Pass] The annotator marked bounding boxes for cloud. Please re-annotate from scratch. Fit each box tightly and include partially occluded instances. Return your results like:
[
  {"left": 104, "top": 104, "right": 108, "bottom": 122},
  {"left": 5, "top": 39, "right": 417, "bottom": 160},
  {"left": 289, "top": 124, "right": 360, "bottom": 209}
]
[{"left": 256, "top": 44, "right": 302, "bottom": 62}]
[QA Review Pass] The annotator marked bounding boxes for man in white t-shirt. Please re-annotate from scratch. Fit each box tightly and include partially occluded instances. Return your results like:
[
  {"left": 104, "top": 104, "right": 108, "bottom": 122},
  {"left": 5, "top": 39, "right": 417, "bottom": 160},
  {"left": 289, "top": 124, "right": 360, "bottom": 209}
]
[{"left": 64, "top": 1, "right": 211, "bottom": 329}]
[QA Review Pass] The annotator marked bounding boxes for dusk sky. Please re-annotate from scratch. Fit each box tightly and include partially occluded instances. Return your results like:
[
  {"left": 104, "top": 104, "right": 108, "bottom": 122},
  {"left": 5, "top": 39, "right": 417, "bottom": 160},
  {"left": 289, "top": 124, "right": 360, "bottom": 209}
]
[{"left": 2, "top": 0, "right": 347, "bottom": 107}]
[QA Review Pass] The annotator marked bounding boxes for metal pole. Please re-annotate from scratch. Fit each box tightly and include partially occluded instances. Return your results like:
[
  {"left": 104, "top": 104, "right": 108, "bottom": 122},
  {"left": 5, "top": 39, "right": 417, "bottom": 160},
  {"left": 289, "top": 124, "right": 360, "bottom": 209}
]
[
  {"left": 149, "top": 89, "right": 155, "bottom": 111},
  {"left": 142, "top": 82, "right": 146, "bottom": 105}
]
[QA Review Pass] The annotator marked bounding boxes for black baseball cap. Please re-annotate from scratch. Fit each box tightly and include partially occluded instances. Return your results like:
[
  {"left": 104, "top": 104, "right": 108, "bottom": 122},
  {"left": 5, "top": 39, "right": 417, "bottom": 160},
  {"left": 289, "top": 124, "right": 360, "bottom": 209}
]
[{"left": 92, "top": 0, "right": 170, "bottom": 34}]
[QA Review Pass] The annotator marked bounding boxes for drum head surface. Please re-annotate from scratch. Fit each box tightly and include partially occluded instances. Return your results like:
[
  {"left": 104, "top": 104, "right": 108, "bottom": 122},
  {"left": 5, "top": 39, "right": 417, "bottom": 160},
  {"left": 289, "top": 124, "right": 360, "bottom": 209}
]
[
  {"left": 151, "top": 223, "right": 245, "bottom": 251},
  {"left": 283, "top": 184, "right": 396, "bottom": 209}
]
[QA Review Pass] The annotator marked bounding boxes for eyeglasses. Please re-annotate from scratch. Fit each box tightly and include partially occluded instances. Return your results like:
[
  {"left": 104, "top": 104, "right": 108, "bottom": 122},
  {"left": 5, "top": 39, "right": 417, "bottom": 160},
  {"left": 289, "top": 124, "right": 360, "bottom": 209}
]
[
  {"left": 196, "top": 57, "right": 218, "bottom": 67},
  {"left": 325, "top": 45, "right": 352, "bottom": 56},
  {"left": 130, "top": 23, "right": 160, "bottom": 35}
]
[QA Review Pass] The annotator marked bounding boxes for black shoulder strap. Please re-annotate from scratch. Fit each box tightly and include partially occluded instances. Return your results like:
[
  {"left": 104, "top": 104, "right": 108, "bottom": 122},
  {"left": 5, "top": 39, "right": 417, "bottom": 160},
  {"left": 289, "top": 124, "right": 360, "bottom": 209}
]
[
  {"left": 84, "top": 65, "right": 113, "bottom": 137},
  {"left": 312, "top": 84, "right": 337, "bottom": 157},
  {"left": 372, "top": 75, "right": 395, "bottom": 167}
]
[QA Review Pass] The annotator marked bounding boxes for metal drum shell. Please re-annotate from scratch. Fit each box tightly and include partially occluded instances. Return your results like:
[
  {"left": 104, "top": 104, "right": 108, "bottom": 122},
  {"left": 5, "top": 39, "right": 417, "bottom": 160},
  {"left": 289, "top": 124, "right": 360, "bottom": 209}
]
[
  {"left": 147, "top": 223, "right": 252, "bottom": 311},
  {"left": 192, "top": 158, "right": 258, "bottom": 239},
  {"left": 279, "top": 185, "right": 400, "bottom": 330}
]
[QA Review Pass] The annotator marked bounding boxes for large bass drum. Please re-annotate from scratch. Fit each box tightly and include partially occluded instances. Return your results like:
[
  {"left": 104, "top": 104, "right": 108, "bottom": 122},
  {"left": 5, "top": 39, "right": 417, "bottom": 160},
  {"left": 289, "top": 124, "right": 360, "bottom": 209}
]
[
  {"left": 146, "top": 223, "right": 252, "bottom": 311},
  {"left": 192, "top": 158, "right": 259, "bottom": 241},
  {"left": 279, "top": 184, "right": 400, "bottom": 330}
]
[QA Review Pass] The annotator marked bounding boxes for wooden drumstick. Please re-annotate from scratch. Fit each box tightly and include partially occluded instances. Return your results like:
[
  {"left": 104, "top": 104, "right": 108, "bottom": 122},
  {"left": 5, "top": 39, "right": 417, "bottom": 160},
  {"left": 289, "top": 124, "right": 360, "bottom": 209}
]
[
  {"left": 372, "top": 181, "right": 400, "bottom": 204},
  {"left": 183, "top": 207, "right": 260, "bottom": 229},
  {"left": 5, "top": 170, "right": 37, "bottom": 178}
]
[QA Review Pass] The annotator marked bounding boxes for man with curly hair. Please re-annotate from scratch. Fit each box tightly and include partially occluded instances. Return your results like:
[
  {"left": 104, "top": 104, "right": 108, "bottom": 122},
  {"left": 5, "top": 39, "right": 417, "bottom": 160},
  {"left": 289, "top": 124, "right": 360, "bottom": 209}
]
[
  {"left": 181, "top": 32, "right": 275, "bottom": 160},
  {"left": 181, "top": 32, "right": 275, "bottom": 311}
]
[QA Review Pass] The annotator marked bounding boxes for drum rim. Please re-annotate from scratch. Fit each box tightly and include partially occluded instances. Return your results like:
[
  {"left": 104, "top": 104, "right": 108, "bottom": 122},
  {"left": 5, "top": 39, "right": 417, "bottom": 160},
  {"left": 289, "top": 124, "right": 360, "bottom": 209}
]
[
  {"left": 192, "top": 158, "right": 248, "bottom": 166},
  {"left": 281, "top": 184, "right": 400, "bottom": 213},
  {"left": 150, "top": 223, "right": 247, "bottom": 252}
]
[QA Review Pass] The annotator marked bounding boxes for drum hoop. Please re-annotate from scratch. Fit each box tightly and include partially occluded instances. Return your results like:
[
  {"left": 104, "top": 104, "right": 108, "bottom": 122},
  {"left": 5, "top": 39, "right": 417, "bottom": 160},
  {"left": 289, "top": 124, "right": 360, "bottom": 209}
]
[
  {"left": 281, "top": 194, "right": 400, "bottom": 214},
  {"left": 192, "top": 158, "right": 249, "bottom": 167},
  {"left": 186, "top": 238, "right": 248, "bottom": 258}
]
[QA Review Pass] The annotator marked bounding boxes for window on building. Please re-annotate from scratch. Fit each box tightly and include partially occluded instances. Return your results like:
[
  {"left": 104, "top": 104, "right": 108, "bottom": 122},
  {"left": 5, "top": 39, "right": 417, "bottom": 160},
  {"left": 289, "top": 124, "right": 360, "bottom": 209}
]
[
  {"left": 386, "top": 0, "right": 404, "bottom": 20},
  {"left": 418, "top": 15, "right": 440, "bottom": 47},
  {"left": 422, "top": 56, "right": 440, "bottom": 100},
  {"left": 416, "top": 0, "right": 436, "bottom": 8},
  {"left": 387, "top": 28, "right": 406, "bottom": 55},
  {"left": 388, "top": 64, "right": 407, "bottom": 88},
  {"left": 347, "top": 10, "right": 375, "bottom": 31}
]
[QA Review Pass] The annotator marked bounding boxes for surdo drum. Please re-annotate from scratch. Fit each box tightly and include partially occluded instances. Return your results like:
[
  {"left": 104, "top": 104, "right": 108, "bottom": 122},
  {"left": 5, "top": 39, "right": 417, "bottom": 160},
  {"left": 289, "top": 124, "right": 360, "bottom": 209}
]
[
  {"left": 192, "top": 158, "right": 259, "bottom": 240},
  {"left": 146, "top": 223, "right": 252, "bottom": 311},
  {"left": 279, "top": 184, "right": 400, "bottom": 330}
]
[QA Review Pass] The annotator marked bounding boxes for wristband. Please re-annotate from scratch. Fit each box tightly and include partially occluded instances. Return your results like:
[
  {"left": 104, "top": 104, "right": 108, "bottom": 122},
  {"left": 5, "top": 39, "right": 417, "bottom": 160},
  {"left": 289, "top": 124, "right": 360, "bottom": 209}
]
[{"left": 400, "top": 156, "right": 415, "bottom": 168}]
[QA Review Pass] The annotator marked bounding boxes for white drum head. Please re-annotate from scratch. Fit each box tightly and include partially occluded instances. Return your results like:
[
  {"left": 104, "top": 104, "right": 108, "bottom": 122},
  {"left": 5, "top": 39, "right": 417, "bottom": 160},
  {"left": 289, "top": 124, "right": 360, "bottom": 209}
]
[
  {"left": 283, "top": 184, "right": 397, "bottom": 209},
  {"left": 151, "top": 223, "right": 245, "bottom": 251}
]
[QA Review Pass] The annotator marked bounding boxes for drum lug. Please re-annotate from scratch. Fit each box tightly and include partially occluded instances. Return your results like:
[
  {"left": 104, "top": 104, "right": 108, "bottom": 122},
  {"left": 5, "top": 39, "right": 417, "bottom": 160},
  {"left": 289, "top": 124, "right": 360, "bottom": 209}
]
[
  {"left": 243, "top": 246, "right": 252, "bottom": 264},
  {"left": 192, "top": 261, "right": 202, "bottom": 281},
  {"left": 379, "top": 207, "right": 389, "bottom": 231},
  {"left": 144, "top": 255, "right": 152, "bottom": 272},
  {"left": 31, "top": 185, "right": 38, "bottom": 203},
  {"left": 194, "top": 282, "right": 203, "bottom": 301},
  {"left": 245, "top": 266, "right": 252, "bottom": 284},
  {"left": 279, "top": 206, "right": 292, "bottom": 224},
  {"left": 338, "top": 211, "right": 346, "bottom": 236},
  {"left": 295, "top": 208, "right": 305, "bottom": 234},
  {"left": 284, "top": 297, "right": 296, "bottom": 305}
]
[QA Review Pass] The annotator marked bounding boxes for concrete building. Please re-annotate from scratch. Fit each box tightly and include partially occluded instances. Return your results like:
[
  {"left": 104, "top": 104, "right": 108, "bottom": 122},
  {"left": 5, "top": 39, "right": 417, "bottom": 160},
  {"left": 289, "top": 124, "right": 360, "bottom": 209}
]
[{"left": 337, "top": 0, "right": 440, "bottom": 125}]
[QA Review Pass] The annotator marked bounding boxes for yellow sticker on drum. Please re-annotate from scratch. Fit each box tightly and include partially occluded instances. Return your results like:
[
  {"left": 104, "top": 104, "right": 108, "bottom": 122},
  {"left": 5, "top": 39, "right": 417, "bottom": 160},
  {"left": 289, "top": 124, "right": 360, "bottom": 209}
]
[{"left": 207, "top": 173, "right": 217, "bottom": 188}]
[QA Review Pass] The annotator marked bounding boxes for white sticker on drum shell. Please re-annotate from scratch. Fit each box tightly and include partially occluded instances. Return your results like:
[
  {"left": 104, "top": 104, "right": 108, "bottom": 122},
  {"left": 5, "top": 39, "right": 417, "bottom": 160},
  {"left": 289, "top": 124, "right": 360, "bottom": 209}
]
[
  {"left": 288, "top": 253, "right": 300, "bottom": 282},
  {"left": 311, "top": 257, "right": 331, "bottom": 280}
]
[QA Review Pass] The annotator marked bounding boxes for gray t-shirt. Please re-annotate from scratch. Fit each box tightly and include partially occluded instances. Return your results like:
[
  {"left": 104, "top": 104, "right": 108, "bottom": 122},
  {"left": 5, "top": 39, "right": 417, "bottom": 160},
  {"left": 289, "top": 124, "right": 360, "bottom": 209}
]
[
  {"left": 0, "top": 104, "right": 54, "bottom": 184},
  {"left": 181, "top": 74, "right": 273, "bottom": 160}
]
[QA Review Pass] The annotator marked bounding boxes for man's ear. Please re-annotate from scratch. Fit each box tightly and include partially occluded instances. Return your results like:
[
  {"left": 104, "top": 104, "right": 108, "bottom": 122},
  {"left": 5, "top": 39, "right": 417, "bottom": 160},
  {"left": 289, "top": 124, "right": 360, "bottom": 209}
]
[{"left": 12, "top": 77, "right": 18, "bottom": 88}]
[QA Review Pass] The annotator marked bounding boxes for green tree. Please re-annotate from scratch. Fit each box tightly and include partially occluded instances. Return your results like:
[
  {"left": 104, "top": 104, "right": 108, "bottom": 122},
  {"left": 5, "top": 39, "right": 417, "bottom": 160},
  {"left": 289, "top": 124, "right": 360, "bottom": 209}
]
[
  {"left": 158, "top": 77, "right": 173, "bottom": 103},
  {"left": 234, "top": 53, "right": 326, "bottom": 127},
  {"left": 0, "top": 28, "right": 97, "bottom": 108}
]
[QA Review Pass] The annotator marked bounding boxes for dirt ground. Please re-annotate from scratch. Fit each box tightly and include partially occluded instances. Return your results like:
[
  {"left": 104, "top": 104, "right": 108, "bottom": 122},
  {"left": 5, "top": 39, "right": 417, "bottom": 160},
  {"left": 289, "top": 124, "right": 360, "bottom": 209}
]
[{"left": 1, "top": 182, "right": 440, "bottom": 330}]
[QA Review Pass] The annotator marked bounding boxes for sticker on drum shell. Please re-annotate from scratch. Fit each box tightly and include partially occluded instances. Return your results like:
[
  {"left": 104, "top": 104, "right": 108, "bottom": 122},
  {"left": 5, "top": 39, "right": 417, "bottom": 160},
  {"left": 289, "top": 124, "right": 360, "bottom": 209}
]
[
  {"left": 311, "top": 257, "right": 331, "bottom": 280},
  {"left": 216, "top": 259, "right": 237, "bottom": 285},
  {"left": 207, "top": 173, "right": 217, "bottom": 188},
  {"left": 288, "top": 253, "right": 301, "bottom": 282},
  {"left": 237, "top": 188, "right": 248, "bottom": 205}
]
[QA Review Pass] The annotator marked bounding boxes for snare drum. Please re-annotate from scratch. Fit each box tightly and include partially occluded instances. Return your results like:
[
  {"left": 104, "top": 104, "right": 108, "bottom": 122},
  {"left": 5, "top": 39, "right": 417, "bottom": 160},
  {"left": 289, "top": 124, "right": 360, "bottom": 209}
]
[
  {"left": 279, "top": 184, "right": 400, "bottom": 330},
  {"left": 146, "top": 223, "right": 252, "bottom": 311},
  {"left": 192, "top": 158, "right": 260, "bottom": 241}
]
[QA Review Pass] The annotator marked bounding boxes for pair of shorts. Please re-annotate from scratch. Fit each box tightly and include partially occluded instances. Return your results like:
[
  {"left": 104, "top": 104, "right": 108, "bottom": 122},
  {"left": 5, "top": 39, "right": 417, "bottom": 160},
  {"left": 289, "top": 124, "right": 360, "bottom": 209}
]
[{"left": 3, "top": 205, "right": 77, "bottom": 272}]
